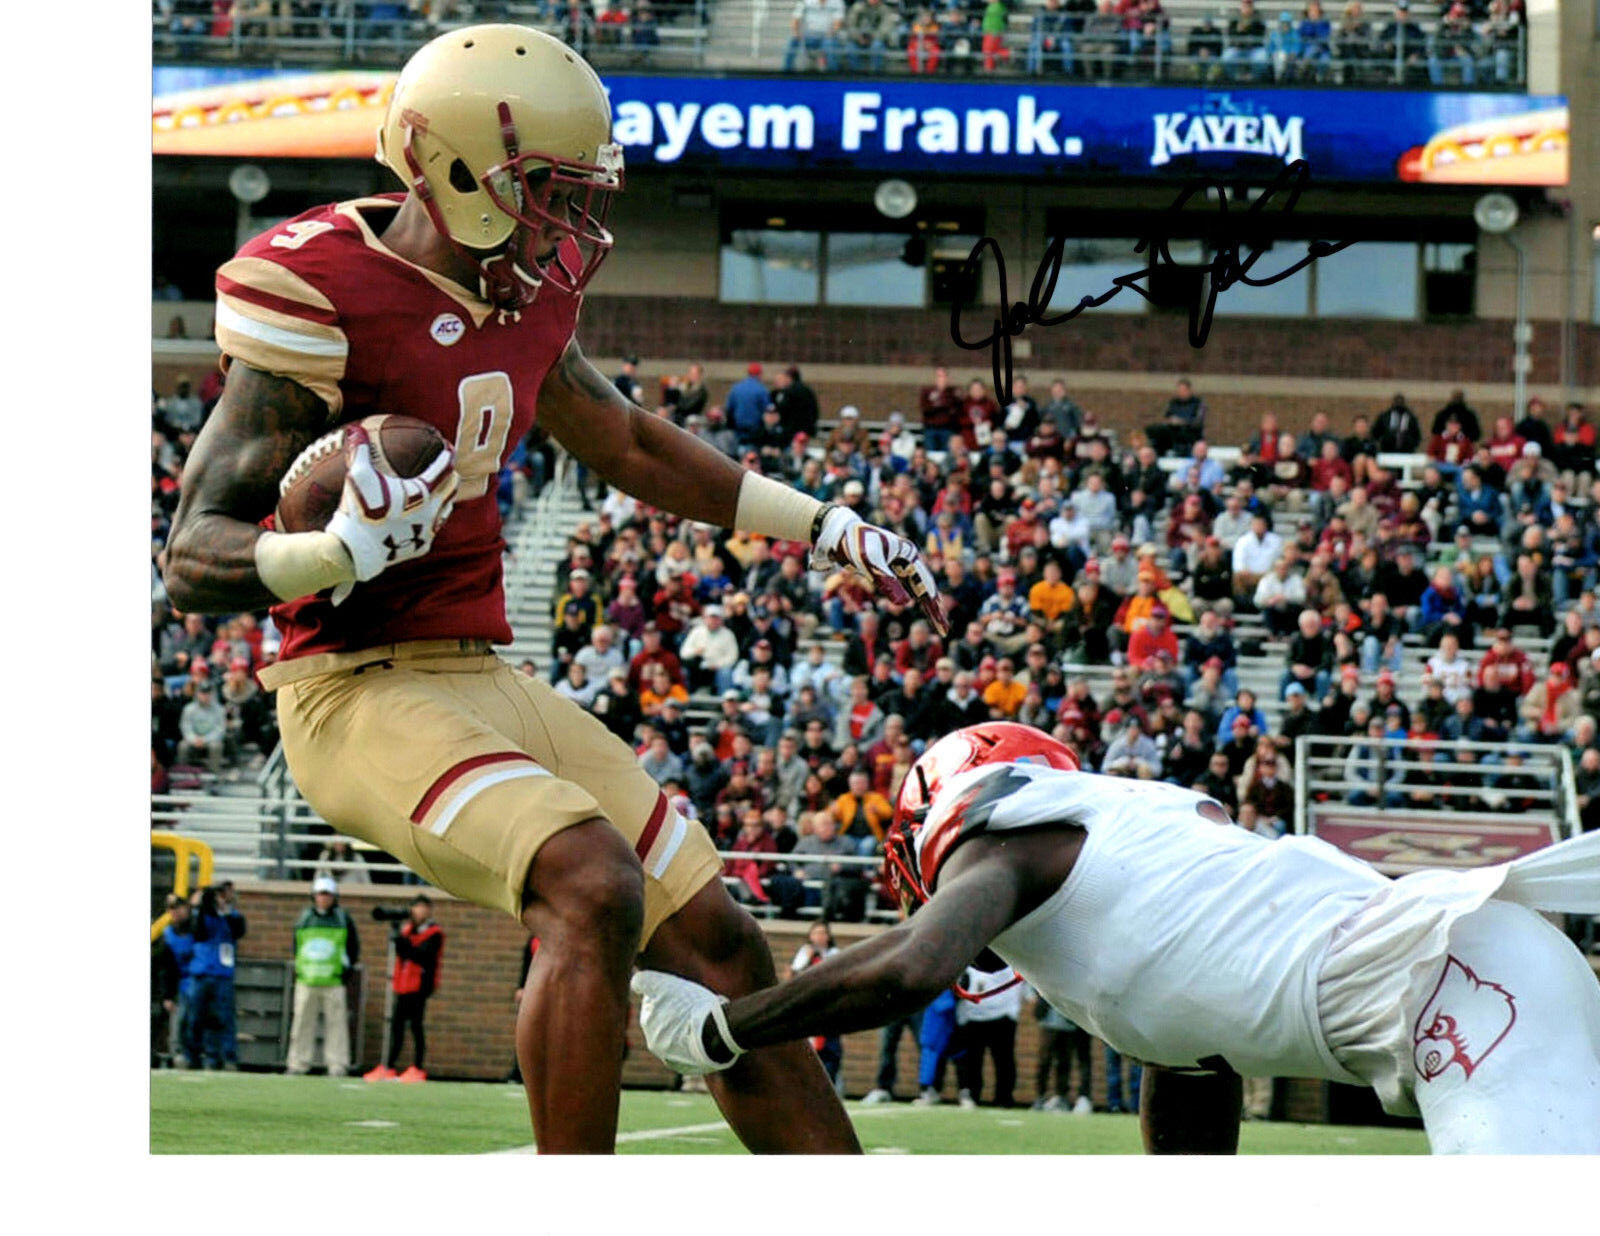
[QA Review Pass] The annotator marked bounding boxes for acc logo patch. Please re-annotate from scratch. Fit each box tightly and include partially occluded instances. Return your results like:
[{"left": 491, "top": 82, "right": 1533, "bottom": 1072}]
[
  {"left": 1412, "top": 956, "right": 1517, "bottom": 1083},
  {"left": 430, "top": 313, "right": 466, "bottom": 347}
]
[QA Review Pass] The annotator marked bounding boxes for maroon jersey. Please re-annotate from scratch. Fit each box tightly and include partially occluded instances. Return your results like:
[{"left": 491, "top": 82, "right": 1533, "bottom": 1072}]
[{"left": 214, "top": 195, "right": 580, "bottom": 660}]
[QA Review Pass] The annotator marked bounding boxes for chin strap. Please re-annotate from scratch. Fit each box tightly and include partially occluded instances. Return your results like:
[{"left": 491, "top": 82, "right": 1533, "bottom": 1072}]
[
  {"left": 954, "top": 971, "right": 1027, "bottom": 1004},
  {"left": 399, "top": 118, "right": 540, "bottom": 319}
]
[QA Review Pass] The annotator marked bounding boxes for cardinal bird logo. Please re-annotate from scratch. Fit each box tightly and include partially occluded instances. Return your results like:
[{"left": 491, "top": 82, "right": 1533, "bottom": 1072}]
[{"left": 1412, "top": 956, "right": 1517, "bottom": 1083}]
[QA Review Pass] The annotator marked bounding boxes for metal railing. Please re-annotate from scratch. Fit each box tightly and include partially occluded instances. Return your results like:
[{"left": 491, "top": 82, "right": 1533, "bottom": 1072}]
[
  {"left": 152, "top": 2, "right": 710, "bottom": 68},
  {"left": 1293, "top": 733, "right": 1577, "bottom": 859},
  {"left": 152, "top": 4, "right": 1525, "bottom": 88}
]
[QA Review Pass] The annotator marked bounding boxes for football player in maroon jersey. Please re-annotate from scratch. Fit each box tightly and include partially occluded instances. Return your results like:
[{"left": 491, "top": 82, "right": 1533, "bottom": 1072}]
[{"left": 164, "top": 25, "right": 944, "bottom": 1153}]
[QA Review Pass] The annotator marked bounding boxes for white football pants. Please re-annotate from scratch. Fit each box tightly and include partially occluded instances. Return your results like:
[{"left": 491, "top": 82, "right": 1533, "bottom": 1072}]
[{"left": 1414, "top": 900, "right": 1600, "bottom": 1153}]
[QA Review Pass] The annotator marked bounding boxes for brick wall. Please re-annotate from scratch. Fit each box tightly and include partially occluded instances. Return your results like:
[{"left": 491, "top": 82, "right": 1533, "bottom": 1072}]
[
  {"left": 234, "top": 880, "right": 1331, "bottom": 1122},
  {"left": 573, "top": 300, "right": 1598, "bottom": 391}
]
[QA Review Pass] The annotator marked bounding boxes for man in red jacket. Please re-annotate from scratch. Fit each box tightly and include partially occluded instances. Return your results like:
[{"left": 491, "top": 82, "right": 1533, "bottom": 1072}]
[
  {"left": 365, "top": 896, "right": 445, "bottom": 1084},
  {"left": 1126, "top": 603, "right": 1180, "bottom": 671},
  {"left": 1475, "top": 626, "right": 1535, "bottom": 737}
]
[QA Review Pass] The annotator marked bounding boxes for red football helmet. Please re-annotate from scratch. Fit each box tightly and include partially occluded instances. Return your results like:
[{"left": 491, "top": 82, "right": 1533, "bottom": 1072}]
[{"left": 884, "top": 722, "right": 1080, "bottom": 915}]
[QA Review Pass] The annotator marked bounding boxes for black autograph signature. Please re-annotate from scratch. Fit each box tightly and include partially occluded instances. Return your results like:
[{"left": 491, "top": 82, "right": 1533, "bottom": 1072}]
[{"left": 950, "top": 159, "right": 1357, "bottom": 400}]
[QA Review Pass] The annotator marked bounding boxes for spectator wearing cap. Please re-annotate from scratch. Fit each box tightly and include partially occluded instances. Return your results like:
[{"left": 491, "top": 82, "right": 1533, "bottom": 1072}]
[
  {"left": 1103, "top": 715, "right": 1162, "bottom": 780},
  {"left": 825, "top": 405, "right": 869, "bottom": 463},
  {"left": 178, "top": 682, "right": 229, "bottom": 773},
  {"left": 983, "top": 658, "right": 1028, "bottom": 719},
  {"left": 286, "top": 875, "right": 360, "bottom": 1077},
  {"left": 733, "top": 638, "right": 791, "bottom": 697},
  {"left": 612, "top": 353, "right": 643, "bottom": 405},
  {"left": 725, "top": 362, "right": 772, "bottom": 448},
  {"left": 678, "top": 604, "right": 741, "bottom": 693},
  {"left": 753, "top": 404, "right": 792, "bottom": 475},
  {"left": 1279, "top": 682, "right": 1318, "bottom": 742},
  {"left": 979, "top": 570, "right": 1031, "bottom": 657},
  {"left": 1367, "top": 670, "right": 1411, "bottom": 733},
  {"left": 1126, "top": 603, "right": 1178, "bottom": 671},
  {"left": 1517, "top": 661, "right": 1579, "bottom": 744},
  {"left": 1186, "top": 659, "right": 1231, "bottom": 728},
  {"left": 605, "top": 575, "right": 648, "bottom": 642},
  {"left": 220, "top": 656, "right": 273, "bottom": 758},
  {"left": 1215, "top": 688, "right": 1269, "bottom": 747}
]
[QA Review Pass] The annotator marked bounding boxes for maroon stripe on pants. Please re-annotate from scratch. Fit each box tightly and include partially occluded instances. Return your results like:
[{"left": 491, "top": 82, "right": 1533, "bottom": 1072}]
[
  {"left": 410, "top": 751, "right": 533, "bottom": 824},
  {"left": 634, "top": 793, "right": 670, "bottom": 860}
]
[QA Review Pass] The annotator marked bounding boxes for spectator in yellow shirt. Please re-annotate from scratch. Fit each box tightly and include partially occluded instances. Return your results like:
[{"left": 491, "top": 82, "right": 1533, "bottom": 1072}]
[
  {"left": 1027, "top": 557, "right": 1076, "bottom": 640},
  {"left": 982, "top": 657, "right": 1028, "bottom": 718},
  {"left": 832, "top": 767, "right": 895, "bottom": 853},
  {"left": 638, "top": 663, "right": 689, "bottom": 717}
]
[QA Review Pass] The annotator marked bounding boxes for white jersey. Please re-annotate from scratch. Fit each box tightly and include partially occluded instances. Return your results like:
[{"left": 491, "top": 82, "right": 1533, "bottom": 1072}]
[
  {"left": 917, "top": 763, "right": 1386, "bottom": 1082},
  {"left": 915, "top": 762, "right": 1600, "bottom": 1124}
]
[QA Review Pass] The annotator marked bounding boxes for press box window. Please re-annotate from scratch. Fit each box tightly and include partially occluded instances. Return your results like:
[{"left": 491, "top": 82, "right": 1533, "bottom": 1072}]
[{"left": 720, "top": 229, "right": 821, "bottom": 305}]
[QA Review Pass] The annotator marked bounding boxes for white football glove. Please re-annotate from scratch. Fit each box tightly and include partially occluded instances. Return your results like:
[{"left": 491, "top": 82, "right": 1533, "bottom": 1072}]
[
  {"left": 810, "top": 505, "right": 949, "bottom": 636},
  {"left": 630, "top": 970, "right": 745, "bottom": 1077},
  {"left": 325, "top": 423, "right": 459, "bottom": 605}
]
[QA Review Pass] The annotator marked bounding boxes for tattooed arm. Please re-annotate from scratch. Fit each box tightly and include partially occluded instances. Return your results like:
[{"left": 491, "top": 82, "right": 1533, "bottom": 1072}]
[
  {"left": 536, "top": 338, "right": 748, "bottom": 526},
  {"left": 163, "top": 363, "right": 332, "bottom": 614}
]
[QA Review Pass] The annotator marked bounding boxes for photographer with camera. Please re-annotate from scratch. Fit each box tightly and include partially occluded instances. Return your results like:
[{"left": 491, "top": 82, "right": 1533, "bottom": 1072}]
[
  {"left": 285, "top": 875, "right": 360, "bottom": 1077},
  {"left": 365, "top": 896, "right": 445, "bottom": 1083},
  {"left": 185, "top": 884, "right": 246, "bottom": 1071}
]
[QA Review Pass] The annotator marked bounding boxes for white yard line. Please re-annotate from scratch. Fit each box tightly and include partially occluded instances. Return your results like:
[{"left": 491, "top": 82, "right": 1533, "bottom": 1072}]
[{"left": 488, "top": 1101, "right": 914, "bottom": 1155}]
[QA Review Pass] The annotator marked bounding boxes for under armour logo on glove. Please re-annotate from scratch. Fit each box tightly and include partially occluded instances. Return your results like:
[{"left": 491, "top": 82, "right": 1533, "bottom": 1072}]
[
  {"left": 383, "top": 525, "right": 428, "bottom": 561},
  {"left": 811, "top": 505, "right": 949, "bottom": 636},
  {"left": 326, "top": 424, "right": 458, "bottom": 605}
]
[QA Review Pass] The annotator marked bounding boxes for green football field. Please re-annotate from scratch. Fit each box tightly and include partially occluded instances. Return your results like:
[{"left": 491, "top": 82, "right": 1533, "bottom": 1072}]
[{"left": 149, "top": 1072, "right": 1429, "bottom": 1155}]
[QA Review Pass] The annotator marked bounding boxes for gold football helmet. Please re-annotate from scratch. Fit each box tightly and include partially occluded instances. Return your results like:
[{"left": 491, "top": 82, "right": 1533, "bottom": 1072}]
[{"left": 376, "top": 24, "right": 624, "bottom": 312}]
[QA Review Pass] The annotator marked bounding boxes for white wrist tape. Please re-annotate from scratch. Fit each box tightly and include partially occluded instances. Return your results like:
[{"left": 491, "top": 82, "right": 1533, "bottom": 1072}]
[
  {"left": 733, "top": 470, "right": 823, "bottom": 546},
  {"left": 254, "top": 529, "right": 358, "bottom": 602}
]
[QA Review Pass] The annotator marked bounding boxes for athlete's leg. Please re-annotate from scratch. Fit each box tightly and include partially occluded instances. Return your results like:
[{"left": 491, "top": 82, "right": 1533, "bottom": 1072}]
[
  {"left": 639, "top": 879, "right": 862, "bottom": 1153},
  {"left": 517, "top": 819, "right": 645, "bottom": 1154},
  {"left": 1412, "top": 900, "right": 1600, "bottom": 1153}
]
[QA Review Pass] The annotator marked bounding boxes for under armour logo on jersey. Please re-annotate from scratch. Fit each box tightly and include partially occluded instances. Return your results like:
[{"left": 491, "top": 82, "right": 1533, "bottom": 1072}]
[
  {"left": 1412, "top": 956, "right": 1517, "bottom": 1083},
  {"left": 383, "top": 525, "right": 427, "bottom": 561}
]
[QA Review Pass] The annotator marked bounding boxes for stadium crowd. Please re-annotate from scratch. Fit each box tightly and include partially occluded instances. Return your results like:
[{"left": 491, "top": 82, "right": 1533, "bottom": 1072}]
[
  {"left": 154, "top": 0, "right": 1527, "bottom": 87},
  {"left": 153, "top": 347, "right": 1600, "bottom": 914}
]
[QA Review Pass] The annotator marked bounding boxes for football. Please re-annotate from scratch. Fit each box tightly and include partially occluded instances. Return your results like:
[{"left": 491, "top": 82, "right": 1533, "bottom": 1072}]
[{"left": 275, "top": 414, "right": 448, "bottom": 533}]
